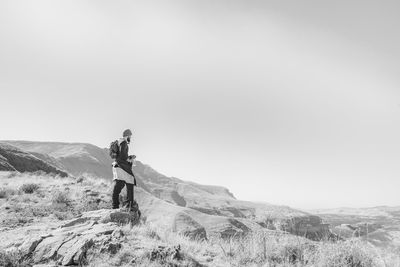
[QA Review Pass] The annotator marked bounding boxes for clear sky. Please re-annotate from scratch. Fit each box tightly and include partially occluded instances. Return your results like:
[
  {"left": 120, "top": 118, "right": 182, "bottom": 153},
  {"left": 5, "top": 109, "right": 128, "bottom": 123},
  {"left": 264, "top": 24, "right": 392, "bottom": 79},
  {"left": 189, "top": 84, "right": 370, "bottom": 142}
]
[{"left": 1, "top": 0, "right": 399, "bottom": 209}]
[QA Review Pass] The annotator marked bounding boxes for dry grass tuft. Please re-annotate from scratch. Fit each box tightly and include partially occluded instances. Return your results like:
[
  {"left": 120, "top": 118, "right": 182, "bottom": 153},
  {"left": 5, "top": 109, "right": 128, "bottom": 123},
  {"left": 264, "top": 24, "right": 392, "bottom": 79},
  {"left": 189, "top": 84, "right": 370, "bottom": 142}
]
[
  {"left": 307, "top": 239, "right": 380, "bottom": 267},
  {"left": 51, "top": 190, "right": 71, "bottom": 205},
  {"left": 19, "top": 183, "right": 39, "bottom": 194},
  {"left": 212, "top": 231, "right": 387, "bottom": 267}
]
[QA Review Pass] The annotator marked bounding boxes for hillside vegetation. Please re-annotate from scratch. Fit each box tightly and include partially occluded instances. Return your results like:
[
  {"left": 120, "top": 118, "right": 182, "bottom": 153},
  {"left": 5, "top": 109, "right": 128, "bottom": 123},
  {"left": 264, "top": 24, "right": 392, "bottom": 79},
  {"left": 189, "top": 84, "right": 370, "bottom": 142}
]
[{"left": 1, "top": 172, "right": 399, "bottom": 266}]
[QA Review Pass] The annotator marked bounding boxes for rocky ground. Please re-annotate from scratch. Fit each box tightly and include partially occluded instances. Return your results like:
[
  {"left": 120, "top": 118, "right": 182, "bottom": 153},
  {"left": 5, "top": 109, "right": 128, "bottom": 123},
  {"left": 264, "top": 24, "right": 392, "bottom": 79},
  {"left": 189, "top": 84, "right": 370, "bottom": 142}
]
[
  {"left": 0, "top": 172, "right": 223, "bottom": 266},
  {"left": 1, "top": 172, "right": 399, "bottom": 266},
  {"left": 2, "top": 208, "right": 219, "bottom": 266}
]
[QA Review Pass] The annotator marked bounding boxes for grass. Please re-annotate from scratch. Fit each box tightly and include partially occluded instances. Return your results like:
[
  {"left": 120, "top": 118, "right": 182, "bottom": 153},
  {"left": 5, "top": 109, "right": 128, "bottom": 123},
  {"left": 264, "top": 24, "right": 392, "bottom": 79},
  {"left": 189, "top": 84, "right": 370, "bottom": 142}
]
[
  {"left": 0, "top": 249, "right": 27, "bottom": 267},
  {"left": 0, "top": 172, "right": 112, "bottom": 228},
  {"left": 87, "top": 224, "right": 207, "bottom": 267},
  {"left": 2, "top": 221, "right": 393, "bottom": 267},
  {"left": 84, "top": 223, "right": 398, "bottom": 267},
  {"left": 51, "top": 190, "right": 71, "bottom": 205},
  {"left": 20, "top": 183, "right": 39, "bottom": 194},
  {"left": 308, "top": 239, "right": 378, "bottom": 267}
]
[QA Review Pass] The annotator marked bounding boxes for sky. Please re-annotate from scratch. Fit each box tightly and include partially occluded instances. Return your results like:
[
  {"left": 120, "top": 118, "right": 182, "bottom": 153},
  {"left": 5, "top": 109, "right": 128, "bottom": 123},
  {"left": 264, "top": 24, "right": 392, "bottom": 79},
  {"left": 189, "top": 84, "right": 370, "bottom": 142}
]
[{"left": 1, "top": 0, "right": 399, "bottom": 210}]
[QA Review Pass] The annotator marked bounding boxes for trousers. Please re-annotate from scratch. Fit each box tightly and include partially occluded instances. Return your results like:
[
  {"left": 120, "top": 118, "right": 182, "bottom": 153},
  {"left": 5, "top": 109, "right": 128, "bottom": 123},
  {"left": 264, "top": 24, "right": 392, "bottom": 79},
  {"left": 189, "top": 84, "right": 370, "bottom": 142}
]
[{"left": 112, "top": 179, "right": 134, "bottom": 209}]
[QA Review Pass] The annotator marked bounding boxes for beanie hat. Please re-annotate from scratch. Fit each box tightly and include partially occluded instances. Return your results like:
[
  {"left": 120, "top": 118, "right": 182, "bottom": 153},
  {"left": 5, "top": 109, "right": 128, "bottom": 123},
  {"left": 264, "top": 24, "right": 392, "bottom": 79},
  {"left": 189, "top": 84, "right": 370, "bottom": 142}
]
[{"left": 123, "top": 129, "right": 132, "bottom": 137}]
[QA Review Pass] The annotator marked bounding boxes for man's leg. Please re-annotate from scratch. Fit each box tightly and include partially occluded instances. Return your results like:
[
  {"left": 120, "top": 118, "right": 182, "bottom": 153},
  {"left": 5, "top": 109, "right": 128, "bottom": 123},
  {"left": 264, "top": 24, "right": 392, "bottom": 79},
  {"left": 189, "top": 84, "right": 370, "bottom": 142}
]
[
  {"left": 112, "top": 179, "right": 126, "bottom": 209},
  {"left": 125, "top": 183, "right": 134, "bottom": 209}
]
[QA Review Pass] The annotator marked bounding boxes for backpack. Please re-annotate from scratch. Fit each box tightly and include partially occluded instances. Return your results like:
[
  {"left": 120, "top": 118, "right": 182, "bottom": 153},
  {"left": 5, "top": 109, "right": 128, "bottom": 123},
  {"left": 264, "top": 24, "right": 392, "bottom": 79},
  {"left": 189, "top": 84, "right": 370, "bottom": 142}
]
[{"left": 109, "top": 140, "right": 120, "bottom": 159}]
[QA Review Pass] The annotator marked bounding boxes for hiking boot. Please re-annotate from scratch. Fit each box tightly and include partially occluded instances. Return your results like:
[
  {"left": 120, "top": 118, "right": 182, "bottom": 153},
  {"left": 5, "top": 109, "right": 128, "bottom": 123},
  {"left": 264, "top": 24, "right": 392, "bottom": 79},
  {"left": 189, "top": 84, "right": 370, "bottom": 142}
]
[
  {"left": 122, "top": 201, "right": 139, "bottom": 212},
  {"left": 131, "top": 201, "right": 139, "bottom": 212}
]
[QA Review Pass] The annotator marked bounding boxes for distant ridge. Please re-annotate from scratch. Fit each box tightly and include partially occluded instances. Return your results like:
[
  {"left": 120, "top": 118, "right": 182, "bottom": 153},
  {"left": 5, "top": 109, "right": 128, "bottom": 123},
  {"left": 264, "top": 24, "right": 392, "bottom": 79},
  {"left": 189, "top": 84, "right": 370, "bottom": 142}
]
[{"left": 0, "top": 142, "right": 68, "bottom": 176}]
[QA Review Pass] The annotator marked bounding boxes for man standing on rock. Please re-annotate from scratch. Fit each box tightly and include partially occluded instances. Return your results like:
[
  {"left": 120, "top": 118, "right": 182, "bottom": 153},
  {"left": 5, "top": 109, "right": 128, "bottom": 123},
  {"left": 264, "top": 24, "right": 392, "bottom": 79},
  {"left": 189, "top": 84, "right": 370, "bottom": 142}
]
[{"left": 111, "top": 129, "right": 138, "bottom": 211}]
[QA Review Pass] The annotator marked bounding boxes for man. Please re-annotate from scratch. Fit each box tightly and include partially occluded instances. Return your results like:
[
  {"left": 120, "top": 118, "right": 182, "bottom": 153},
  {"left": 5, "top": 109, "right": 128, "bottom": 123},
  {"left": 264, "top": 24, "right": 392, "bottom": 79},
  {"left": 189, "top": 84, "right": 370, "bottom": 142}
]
[{"left": 112, "top": 129, "right": 137, "bottom": 210}]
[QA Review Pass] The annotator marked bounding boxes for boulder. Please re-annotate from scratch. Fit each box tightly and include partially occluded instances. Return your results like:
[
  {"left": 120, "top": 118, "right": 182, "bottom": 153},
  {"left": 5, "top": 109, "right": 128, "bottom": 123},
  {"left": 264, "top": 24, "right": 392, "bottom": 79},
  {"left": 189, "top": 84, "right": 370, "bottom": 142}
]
[{"left": 210, "top": 218, "right": 251, "bottom": 239}]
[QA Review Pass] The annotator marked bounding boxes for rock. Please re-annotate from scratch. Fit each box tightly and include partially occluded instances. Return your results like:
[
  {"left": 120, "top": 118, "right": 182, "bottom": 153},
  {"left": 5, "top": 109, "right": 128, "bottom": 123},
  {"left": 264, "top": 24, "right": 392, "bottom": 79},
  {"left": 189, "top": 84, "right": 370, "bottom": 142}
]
[
  {"left": 111, "top": 229, "right": 124, "bottom": 239},
  {"left": 61, "top": 217, "right": 91, "bottom": 228},
  {"left": 19, "top": 236, "right": 44, "bottom": 255},
  {"left": 173, "top": 212, "right": 207, "bottom": 240},
  {"left": 16, "top": 209, "right": 139, "bottom": 266},
  {"left": 33, "top": 234, "right": 73, "bottom": 263},
  {"left": 61, "top": 236, "right": 96, "bottom": 265},
  {"left": 59, "top": 209, "right": 139, "bottom": 228},
  {"left": 79, "top": 209, "right": 139, "bottom": 225},
  {"left": 214, "top": 219, "right": 251, "bottom": 239}
]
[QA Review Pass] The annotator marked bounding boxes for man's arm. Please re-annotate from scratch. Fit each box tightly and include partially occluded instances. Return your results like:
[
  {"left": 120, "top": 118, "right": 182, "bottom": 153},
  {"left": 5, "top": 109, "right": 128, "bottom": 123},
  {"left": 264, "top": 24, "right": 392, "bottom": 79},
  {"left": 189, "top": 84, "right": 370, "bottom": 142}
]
[{"left": 119, "top": 142, "right": 129, "bottom": 161}]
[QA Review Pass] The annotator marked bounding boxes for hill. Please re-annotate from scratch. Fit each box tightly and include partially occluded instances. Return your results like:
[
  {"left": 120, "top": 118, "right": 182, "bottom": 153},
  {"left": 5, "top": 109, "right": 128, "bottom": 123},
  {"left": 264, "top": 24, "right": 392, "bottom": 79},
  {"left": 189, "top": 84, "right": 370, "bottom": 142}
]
[
  {"left": 2, "top": 141, "right": 111, "bottom": 179},
  {"left": 0, "top": 143, "right": 67, "bottom": 177},
  {"left": 1, "top": 140, "right": 332, "bottom": 240}
]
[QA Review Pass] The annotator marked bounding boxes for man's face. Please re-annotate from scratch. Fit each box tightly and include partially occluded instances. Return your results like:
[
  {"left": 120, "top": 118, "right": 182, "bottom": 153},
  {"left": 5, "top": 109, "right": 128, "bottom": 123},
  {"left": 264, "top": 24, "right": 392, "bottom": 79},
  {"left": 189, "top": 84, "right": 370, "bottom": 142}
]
[{"left": 126, "top": 135, "right": 132, "bottom": 143}]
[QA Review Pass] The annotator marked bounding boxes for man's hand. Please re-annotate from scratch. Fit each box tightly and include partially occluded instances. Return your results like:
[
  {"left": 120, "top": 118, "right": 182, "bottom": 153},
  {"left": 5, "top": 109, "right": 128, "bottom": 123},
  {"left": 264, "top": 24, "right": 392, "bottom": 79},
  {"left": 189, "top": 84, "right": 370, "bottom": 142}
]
[
  {"left": 128, "top": 155, "right": 136, "bottom": 163},
  {"left": 112, "top": 162, "right": 119, "bottom": 168}
]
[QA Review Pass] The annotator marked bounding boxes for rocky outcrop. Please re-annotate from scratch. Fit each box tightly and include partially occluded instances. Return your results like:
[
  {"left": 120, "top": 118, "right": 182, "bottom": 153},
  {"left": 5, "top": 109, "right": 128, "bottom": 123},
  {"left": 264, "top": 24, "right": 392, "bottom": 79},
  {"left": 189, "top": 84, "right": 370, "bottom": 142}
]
[
  {"left": 214, "top": 219, "right": 251, "bottom": 239},
  {"left": 173, "top": 212, "right": 207, "bottom": 240},
  {"left": 136, "top": 188, "right": 263, "bottom": 240},
  {"left": 14, "top": 209, "right": 139, "bottom": 266}
]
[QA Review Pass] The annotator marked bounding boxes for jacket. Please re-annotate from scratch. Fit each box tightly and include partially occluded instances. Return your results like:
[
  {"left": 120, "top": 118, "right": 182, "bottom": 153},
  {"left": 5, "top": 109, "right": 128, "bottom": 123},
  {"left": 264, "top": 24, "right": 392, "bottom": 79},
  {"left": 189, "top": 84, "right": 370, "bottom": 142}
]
[{"left": 115, "top": 138, "right": 136, "bottom": 185}]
